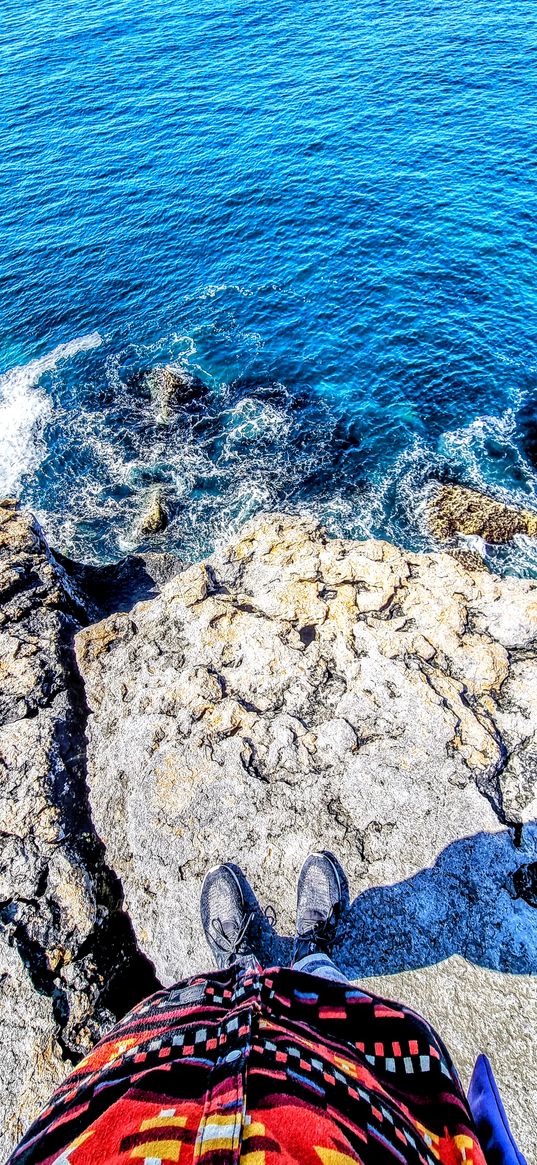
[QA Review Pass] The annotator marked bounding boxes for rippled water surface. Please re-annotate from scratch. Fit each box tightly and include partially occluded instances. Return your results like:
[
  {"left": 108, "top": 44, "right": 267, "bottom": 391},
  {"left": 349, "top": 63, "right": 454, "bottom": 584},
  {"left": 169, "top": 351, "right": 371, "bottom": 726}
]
[{"left": 1, "top": 0, "right": 537, "bottom": 569}]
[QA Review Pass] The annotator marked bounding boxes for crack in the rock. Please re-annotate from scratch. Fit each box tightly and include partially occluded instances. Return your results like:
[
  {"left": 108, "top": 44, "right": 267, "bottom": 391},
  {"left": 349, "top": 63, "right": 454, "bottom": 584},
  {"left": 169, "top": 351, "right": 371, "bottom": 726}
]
[
  {"left": 409, "top": 654, "right": 509, "bottom": 823},
  {"left": 1, "top": 514, "right": 162, "bottom": 1066}
]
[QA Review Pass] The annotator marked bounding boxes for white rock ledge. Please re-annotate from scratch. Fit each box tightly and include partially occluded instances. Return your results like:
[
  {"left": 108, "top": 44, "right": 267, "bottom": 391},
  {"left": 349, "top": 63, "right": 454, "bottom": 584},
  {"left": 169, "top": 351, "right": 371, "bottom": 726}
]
[{"left": 75, "top": 511, "right": 537, "bottom": 1158}]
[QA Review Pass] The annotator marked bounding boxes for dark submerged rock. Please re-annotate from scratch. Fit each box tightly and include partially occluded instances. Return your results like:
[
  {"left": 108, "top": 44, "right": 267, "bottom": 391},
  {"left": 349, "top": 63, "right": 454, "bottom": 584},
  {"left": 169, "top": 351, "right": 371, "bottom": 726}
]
[{"left": 146, "top": 365, "right": 208, "bottom": 421}]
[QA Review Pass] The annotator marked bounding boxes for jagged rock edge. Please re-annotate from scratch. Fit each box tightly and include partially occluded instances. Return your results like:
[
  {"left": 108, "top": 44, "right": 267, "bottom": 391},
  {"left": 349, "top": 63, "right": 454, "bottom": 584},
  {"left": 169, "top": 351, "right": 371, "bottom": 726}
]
[{"left": 0, "top": 503, "right": 161, "bottom": 1071}]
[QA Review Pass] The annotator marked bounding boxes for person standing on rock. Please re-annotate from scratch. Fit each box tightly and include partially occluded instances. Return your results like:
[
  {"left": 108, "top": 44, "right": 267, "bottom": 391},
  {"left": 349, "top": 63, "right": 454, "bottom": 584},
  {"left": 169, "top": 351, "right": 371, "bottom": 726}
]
[{"left": 7, "top": 853, "right": 516, "bottom": 1165}]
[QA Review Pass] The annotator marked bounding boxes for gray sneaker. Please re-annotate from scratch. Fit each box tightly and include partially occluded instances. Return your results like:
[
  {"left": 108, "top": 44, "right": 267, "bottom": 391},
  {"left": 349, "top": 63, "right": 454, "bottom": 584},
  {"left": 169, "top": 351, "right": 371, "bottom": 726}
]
[
  {"left": 294, "top": 851, "right": 348, "bottom": 962},
  {"left": 200, "top": 863, "right": 258, "bottom": 970}
]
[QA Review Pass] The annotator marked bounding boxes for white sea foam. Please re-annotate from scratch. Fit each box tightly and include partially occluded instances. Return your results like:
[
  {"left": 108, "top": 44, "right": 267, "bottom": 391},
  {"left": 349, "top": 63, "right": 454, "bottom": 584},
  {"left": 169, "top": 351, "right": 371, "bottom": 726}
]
[
  {"left": 223, "top": 396, "right": 291, "bottom": 449},
  {"left": 200, "top": 283, "right": 254, "bottom": 300},
  {"left": 439, "top": 409, "right": 537, "bottom": 513},
  {"left": 439, "top": 410, "right": 516, "bottom": 478},
  {"left": 459, "top": 533, "right": 488, "bottom": 559},
  {"left": 0, "top": 332, "right": 101, "bottom": 496}
]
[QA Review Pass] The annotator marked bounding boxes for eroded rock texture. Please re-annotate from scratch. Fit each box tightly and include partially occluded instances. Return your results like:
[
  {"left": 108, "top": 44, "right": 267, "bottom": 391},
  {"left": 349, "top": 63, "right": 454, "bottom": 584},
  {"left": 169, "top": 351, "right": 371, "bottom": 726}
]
[
  {"left": 3, "top": 504, "right": 537, "bottom": 1159},
  {"left": 0, "top": 500, "right": 159, "bottom": 1159},
  {"left": 427, "top": 482, "right": 537, "bottom": 543},
  {"left": 0, "top": 941, "right": 65, "bottom": 1153},
  {"left": 76, "top": 512, "right": 537, "bottom": 1152}
]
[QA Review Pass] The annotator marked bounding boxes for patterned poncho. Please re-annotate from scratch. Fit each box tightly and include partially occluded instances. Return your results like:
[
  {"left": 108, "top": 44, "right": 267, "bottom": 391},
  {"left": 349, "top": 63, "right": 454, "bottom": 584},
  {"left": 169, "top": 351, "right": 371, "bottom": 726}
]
[{"left": 8, "top": 965, "right": 486, "bottom": 1165}]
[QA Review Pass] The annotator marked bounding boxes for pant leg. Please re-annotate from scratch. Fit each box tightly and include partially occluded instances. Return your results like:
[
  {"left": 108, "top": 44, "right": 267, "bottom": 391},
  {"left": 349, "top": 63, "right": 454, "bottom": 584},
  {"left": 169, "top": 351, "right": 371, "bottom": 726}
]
[{"left": 293, "top": 952, "right": 350, "bottom": 983}]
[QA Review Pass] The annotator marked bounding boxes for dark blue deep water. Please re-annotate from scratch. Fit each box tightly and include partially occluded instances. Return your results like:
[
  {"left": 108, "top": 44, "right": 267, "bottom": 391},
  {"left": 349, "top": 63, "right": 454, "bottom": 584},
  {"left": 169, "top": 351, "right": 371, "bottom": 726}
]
[{"left": 2, "top": 0, "right": 537, "bottom": 569}]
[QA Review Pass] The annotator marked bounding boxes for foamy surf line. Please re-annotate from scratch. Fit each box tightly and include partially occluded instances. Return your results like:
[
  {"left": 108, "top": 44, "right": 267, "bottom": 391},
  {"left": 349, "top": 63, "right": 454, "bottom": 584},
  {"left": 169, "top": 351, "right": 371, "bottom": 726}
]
[{"left": 0, "top": 332, "right": 102, "bottom": 496}]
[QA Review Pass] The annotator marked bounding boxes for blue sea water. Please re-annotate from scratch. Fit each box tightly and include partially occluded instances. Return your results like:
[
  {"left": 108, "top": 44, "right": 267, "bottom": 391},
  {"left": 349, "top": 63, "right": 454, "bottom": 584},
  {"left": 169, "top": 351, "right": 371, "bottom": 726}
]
[{"left": 1, "top": 0, "right": 537, "bottom": 569}]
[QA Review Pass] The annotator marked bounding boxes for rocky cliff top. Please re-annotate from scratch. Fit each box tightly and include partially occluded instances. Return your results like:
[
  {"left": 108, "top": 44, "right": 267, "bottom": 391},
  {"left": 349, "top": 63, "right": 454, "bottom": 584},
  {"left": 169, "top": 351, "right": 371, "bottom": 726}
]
[{"left": 1, "top": 502, "right": 536, "bottom": 1158}]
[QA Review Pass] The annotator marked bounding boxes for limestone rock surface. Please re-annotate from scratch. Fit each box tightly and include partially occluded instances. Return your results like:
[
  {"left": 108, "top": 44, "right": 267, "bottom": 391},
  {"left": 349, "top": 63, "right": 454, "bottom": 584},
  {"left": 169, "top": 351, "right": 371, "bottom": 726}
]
[
  {"left": 0, "top": 937, "right": 66, "bottom": 1155},
  {"left": 3, "top": 503, "right": 537, "bottom": 1161},
  {"left": 0, "top": 500, "right": 159, "bottom": 1162},
  {"left": 76, "top": 511, "right": 537, "bottom": 1156},
  {"left": 427, "top": 482, "right": 537, "bottom": 543}
]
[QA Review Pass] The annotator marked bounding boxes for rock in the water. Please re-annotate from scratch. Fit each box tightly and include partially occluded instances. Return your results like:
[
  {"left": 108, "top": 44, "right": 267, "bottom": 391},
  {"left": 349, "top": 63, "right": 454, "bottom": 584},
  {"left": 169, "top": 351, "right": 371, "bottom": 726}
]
[
  {"left": 0, "top": 499, "right": 159, "bottom": 1160},
  {"left": 145, "top": 365, "right": 207, "bottom": 422},
  {"left": 75, "top": 511, "right": 537, "bottom": 1154},
  {"left": 136, "top": 487, "right": 169, "bottom": 537},
  {"left": 427, "top": 482, "right": 537, "bottom": 543}
]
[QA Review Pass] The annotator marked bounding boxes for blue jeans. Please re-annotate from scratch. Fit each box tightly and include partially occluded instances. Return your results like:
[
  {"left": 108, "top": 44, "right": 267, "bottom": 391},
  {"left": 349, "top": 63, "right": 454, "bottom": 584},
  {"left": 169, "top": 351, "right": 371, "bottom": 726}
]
[{"left": 293, "top": 952, "right": 349, "bottom": 983}]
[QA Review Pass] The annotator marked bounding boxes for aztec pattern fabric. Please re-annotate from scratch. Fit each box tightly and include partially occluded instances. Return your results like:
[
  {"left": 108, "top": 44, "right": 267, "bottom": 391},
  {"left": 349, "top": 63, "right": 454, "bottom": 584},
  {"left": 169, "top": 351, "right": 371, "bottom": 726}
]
[{"left": 8, "top": 965, "right": 487, "bottom": 1165}]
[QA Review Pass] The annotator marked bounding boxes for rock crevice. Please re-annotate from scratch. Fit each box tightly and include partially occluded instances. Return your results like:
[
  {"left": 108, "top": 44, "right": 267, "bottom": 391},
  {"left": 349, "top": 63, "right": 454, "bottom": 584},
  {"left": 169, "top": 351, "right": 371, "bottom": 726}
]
[{"left": 0, "top": 500, "right": 160, "bottom": 1156}]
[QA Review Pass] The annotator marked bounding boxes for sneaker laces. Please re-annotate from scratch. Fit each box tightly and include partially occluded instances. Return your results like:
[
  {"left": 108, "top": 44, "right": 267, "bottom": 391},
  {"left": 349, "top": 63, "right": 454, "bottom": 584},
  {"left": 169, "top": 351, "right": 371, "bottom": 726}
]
[
  {"left": 264, "top": 904, "right": 277, "bottom": 927},
  {"left": 209, "top": 903, "right": 277, "bottom": 960},
  {"left": 297, "top": 905, "right": 338, "bottom": 949},
  {"left": 209, "top": 909, "right": 256, "bottom": 958}
]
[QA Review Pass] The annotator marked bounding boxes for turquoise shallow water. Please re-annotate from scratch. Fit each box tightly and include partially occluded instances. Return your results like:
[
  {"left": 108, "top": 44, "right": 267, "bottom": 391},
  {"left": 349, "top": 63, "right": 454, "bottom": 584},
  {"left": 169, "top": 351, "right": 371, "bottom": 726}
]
[{"left": 1, "top": 0, "right": 537, "bottom": 568}]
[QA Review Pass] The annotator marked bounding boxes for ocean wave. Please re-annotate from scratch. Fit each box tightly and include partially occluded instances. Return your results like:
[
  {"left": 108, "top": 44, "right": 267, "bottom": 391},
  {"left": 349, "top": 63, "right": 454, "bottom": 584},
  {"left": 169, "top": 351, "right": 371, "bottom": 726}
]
[
  {"left": 439, "top": 409, "right": 537, "bottom": 509},
  {"left": 0, "top": 332, "right": 102, "bottom": 497}
]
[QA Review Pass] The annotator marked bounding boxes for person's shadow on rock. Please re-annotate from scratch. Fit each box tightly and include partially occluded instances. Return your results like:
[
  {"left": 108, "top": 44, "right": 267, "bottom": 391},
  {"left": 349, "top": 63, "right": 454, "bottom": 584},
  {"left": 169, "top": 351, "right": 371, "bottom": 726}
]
[{"left": 330, "top": 822, "right": 537, "bottom": 979}]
